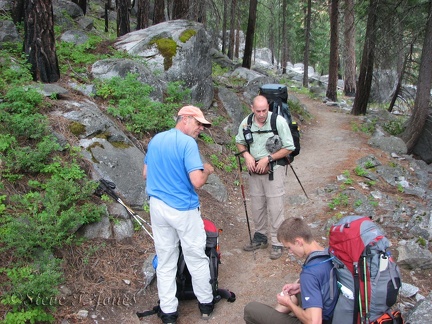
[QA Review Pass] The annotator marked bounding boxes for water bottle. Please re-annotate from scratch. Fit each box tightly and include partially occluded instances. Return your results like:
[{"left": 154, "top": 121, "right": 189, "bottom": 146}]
[{"left": 337, "top": 281, "right": 354, "bottom": 300}]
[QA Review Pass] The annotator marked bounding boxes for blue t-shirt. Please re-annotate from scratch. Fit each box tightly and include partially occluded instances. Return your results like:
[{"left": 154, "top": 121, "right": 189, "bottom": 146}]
[
  {"left": 144, "top": 128, "right": 203, "bottom": 210},
  {"left": 300, "top": 255, "right": 338, "bottom": 321}
]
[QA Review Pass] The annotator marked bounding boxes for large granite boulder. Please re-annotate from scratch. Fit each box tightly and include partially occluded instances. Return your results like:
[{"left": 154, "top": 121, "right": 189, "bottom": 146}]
[{"left": 114, "top": 19, "right": 214, "bottom": 109}]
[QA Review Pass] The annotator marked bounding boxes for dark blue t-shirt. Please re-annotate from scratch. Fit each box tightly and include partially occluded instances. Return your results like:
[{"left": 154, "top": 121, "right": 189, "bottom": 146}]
[{"left": 300, "top": 255, "right": 338, "bottom": 321}]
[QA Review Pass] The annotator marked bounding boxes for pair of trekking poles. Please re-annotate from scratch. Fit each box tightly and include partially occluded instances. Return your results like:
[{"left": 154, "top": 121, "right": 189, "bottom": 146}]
[
  {"left": 95, "top": 179, "right": 154, "bottom": 240},
  {"left": 234, "top": 152, "right": 308, "bottom": 249}
]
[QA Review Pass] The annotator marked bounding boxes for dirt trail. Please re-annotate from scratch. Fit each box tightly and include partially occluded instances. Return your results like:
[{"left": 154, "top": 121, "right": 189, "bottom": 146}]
[{"left": 130, "top": 94, "right": 383, "bottom": 324}]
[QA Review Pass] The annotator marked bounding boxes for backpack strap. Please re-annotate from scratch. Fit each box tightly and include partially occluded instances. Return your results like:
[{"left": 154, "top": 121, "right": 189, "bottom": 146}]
[
  {"left": 303, "top": 248, "right": 337, "bottom": 300},
  {"left": 136, "top": 304, "right": 161, "bottom": 318},
  {"left": 246, "top": 113, "right": 277, "bottom": 136},
  {"left": 270, "top": 111, "right": 278, "bottom": 135}
]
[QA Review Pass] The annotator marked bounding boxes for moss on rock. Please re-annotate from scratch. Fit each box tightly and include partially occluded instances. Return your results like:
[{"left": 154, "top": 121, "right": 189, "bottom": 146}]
[
  {"left": 179, "top": 29, "right": 197, "bottom": 43},
  {"left": 150, "top": 37, "right": 177, "bottom": 71}
]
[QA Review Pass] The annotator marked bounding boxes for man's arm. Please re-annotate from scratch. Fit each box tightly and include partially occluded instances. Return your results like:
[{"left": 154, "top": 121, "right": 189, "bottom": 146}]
[
  {"left": 189, "top": 163, "right": 214, "bottom": 189},
  {"left": 142, "top": 164, "right": 147, "bottom": 180}
]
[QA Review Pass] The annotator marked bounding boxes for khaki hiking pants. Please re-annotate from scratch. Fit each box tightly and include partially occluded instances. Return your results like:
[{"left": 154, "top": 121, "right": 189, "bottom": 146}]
[{"left": 248, "top": 166, "right": 286, "bottom": 247}]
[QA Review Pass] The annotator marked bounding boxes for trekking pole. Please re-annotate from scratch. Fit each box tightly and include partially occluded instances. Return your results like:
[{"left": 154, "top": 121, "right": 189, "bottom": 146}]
[
  {"left": 363, "top": 256, "right": 369, "bottom": 323},
  {"left": 287, "top": 159, "right": 309, "bottom": 199},
  {"left": 235, "top": 152, "right": 255, "bottom": 259},
  {"left": 95, "top": 179, "right": 154, "bottom": 240}
]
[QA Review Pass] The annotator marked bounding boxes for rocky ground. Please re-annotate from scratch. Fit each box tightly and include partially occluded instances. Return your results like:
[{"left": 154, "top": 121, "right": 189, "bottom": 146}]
[{"left": 51, "top": 93, "right": 431, "bottom": 323}]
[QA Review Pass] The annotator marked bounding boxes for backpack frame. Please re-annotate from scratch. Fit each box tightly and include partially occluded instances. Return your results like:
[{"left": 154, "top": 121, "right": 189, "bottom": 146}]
[{"left": 255, "top": 84, "right": 300, "bottom": 160}]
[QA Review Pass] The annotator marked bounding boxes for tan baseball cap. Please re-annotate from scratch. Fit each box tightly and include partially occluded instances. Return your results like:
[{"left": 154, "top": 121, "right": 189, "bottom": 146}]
[{"left": 178, "top": 105, "right": 211, "bottom": 128}]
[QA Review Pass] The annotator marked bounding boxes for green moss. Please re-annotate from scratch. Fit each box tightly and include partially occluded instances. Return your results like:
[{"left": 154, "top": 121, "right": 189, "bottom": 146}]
[
  {"left": 150, "top": 37, "right": 177, "bottom": 71},
  {"left": 69, "top": 122, "right": 86, "bottom": 136},
  {"left": 110, "top": 141, "right": 132, "bottom": 149},
  {"left": 94, "top": 132, "right": 110, "bottom": 140},
  {"left": 179, "top": 29, "right": 197, "bottom": 43}
]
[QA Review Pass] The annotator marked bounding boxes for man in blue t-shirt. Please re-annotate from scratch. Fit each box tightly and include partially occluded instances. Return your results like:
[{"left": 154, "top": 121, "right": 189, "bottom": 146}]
[
  {"left": 143, "top": 106, "right": 215, "bottom": 324},
  {"left": 244, "top": 218, "right": 338, "bottom": 324}
]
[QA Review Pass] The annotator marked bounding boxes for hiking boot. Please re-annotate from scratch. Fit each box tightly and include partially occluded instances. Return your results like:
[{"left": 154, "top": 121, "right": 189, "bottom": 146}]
[
  {"left": 243, "top": 240, "right": 269, "bottom": 251},
  {"left": 160, "top": 310, "right": 178, "bottom": 324},
  {"left": 270, "top": 245, "right": 283, "bottom": 260},
  {"left": 199, "top": 302, "right": 214, "bottom": 320}
]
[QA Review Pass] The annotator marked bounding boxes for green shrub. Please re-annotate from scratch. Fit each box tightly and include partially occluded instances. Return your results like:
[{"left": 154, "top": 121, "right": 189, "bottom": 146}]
[
  {"left": 97, "top": 74, "right": 190, "bottom": 133},
  {"left": 383, "top": 118, "right": 406, "bottom": 135}
]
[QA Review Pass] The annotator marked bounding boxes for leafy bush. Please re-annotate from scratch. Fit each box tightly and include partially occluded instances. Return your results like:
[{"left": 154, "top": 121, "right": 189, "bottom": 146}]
[
  {"left": 383, "top": 118, "right": 406, "bottom": 135},
  {"left": 96, "top": 74, "right": 191, "bottom": 133}
]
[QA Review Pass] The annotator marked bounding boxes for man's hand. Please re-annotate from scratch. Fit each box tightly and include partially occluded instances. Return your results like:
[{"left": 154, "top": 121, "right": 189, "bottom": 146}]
[
  {"left": 282, "top": 282, "right": 301, "bottom": 296},
  {"left": 203, "top": 163, "right": 214, "bottom": 175}
]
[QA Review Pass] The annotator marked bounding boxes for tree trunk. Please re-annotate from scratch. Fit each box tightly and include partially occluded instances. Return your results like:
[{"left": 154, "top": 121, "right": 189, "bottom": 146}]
[
  {"left": 401, "top": 1, "right": 432, "bottom": 152},
  {"left": 227, "top": 0, "right": 237, "bottom": 60},
  {"left": 242, "top": 0, "right": 258, "bottom": 68},
  {"left": 72, "top": 0, "right": 86, "bottom": 15},
  {"left": 303, "top": 0, "right": 312, "bottom": 87},
  {"left": 388, "top": 52, "right": 409, "bottom": 113},
  {"left": 343, "top": 0, "right": 356, "bottom": 97},
  {"left": 222, "top": 0, "right": 228, "bottom": 54},
  {"left": 116, "top": 0, "right": 130, "bottom": 37},
  {"left": 351, "top": 0, "right": 379, "bottom": 115},
  {"left": 12, "top": 0, "right": 25, "bottom": 23},
  {"left": 136, "top": 0, "right": 149, "bottom": 30},
  {"left": 192, "top": 0, "right": 205, "bottom": 23},
  {"left": 326, "top": 0, "right": 339, "bottom": 101},
  {"left": 269, "top": 9, "right": 275, "bottom": 65},
  {"left": 235, "top": 18, "right": 240, "bottom": 59},
  {"left": 172, "top": 0, "right": 188, "bottom": 19},
  {"left": 24, "top": 0, "right": 60, "bottom": 83},
  {"left": 281, "top": 0, "right": 288, "bottom": 74},
  {"left": 154, "top": 0, "right": 165, "bottom": 24}
]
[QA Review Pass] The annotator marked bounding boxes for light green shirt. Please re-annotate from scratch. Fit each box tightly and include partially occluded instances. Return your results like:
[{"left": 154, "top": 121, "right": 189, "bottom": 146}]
[{"left": 235, "top": 112, "right": 295, "bottom": 160}]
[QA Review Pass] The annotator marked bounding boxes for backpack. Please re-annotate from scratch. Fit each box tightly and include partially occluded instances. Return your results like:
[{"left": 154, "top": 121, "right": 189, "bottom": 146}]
[
  {"left": 176, "top": 219, "right": 235, "bottom": 302},
  {"left": 305, "top": 216, "right": 403, "bottom": 324},
  {"left": 136, "top": 219, "right": 235, "bottom": 319},
  {"left": 258, "top": 83, "right": 300, "bottom": 160}
]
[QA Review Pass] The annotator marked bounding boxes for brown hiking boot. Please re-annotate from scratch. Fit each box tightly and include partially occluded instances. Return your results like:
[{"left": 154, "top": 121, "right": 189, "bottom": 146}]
[{"left": 270, "top": 246, "right": 283, "bottom": 260}]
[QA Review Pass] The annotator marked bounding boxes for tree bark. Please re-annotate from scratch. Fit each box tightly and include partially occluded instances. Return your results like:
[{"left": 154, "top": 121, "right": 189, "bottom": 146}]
[
  {"left": 242, "top": 0, "right": 258, "bottom": 68},
  {"left": 222, "top": 0, "right": 228, "bottom": 54},
  {"left": 326, "top": 0, "right": 339, "bottom": 101},
  {"left": 343, "top": 0, "right": 356, "bottom": 97},
  {"left": 281, "top": 0, "right": 288, "bottom": 74},
  {"left": 116, "top": 0, "right": 130, "bottom": 37},
  {"left": 235, "top": 18, "right": 240, "bottom": 59},
  {"left": 136, "top": 0, "right": 149, "bottom": 30},
  {"left": 227, "top": 0, "right": 237, "bottom": 60},
  {"left": 24, "top": 0, "right": 60, "bottom": 83},
  {"left": 11, "top": 0, "right": 25, "bottom": 24},
  {"left": 303, "top": 0, "right": 312, "bottom": 87},
  {"left": 172, "top": 0, "right": 188, "bottom": 19},
  {"left": 154, "top": 0, "right": 165, "bottom": 24},
  {"left": 351, "top": 0, "right": 379, "bottom": 115},
  {"left": 400, "top": 1, "right": 432, "bottom": 152}
]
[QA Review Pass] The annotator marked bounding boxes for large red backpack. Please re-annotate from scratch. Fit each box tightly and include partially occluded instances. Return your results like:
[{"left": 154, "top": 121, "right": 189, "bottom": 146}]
[{"left": 329, "top": 216, "right": 402, "bottom": 324}]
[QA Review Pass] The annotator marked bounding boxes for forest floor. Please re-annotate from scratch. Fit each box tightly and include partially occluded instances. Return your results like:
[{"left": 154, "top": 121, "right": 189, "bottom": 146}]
[{"left": 51, "top": 93, "right": 431, "bottom": 324}]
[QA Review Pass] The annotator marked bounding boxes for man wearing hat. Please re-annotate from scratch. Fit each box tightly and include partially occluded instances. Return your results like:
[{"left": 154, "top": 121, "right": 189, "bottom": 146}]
[{"left": 143, "top": 106, "right": 215, "bottom": 324}]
